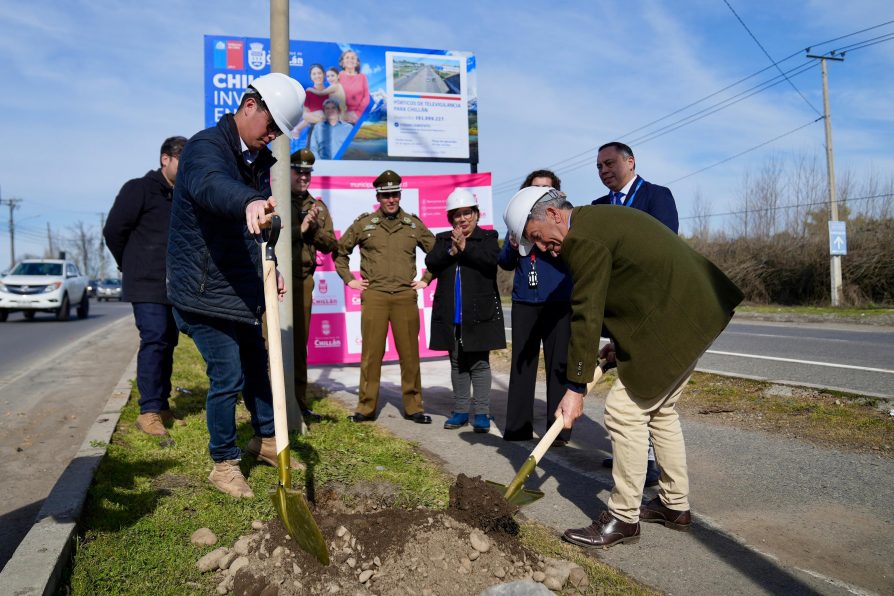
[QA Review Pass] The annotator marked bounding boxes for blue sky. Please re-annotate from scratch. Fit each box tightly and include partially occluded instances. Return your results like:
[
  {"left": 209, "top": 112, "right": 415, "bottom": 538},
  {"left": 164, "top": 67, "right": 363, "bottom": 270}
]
[{"left": 1, "top": 0, "right": 892, "bottom": 269}]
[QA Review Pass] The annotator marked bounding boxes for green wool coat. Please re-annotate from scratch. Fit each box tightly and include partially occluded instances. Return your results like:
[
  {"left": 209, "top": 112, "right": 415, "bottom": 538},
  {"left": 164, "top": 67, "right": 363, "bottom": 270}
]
[{"left": 562, "top": 206, "right": 744, "bottom": 399}]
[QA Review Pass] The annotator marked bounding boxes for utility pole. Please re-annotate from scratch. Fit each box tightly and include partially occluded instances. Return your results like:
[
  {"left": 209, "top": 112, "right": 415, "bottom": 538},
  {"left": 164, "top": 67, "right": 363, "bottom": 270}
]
[
  {"left": 269, "top": 0, "right": 302, "bottom": 432},
  {"left": 98, "top": 212, "right": 107, "bottom": 278},
  {"left": 47, "top": 222, "right": 54, "bottom": 257},
  {"left": 1, "top": 196, "right": 23, "bottom": 269},
  {"left": 807, "top": 52, "right": 845, "bottom": 306}
]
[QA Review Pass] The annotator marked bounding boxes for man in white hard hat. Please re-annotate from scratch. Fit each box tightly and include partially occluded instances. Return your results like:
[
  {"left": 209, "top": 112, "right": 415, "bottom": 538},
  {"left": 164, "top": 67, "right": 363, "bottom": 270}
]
[
  {"left": 503, "top": 186, "right": 742, "bottom": 549},
  {"left": 167, "top": 73, "right": 307, "bottom": 499}
]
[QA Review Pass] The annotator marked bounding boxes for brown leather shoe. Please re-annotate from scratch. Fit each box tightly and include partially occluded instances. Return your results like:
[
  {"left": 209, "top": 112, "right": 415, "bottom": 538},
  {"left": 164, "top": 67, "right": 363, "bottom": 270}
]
[
  {"left": 640, "top": 496, "right": 691, "bottom": 531},
  {"left": 208, "top": 460, "right": 254, "bottom": 498},
  {"left": 562, "top": 511, "right": 640, "bottom": 549},
  {"left": 135, "top": 412, "right": 169, "bottom": 437},
  {"left": 245, "top": 436, "right": 306, "bottom": 471}
]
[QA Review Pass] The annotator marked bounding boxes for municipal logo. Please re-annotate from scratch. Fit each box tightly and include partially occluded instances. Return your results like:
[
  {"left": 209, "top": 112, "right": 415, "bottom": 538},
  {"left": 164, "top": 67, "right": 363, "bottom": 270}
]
[{"left": 248, "top": 43, "right": 267, "bottom": 71}]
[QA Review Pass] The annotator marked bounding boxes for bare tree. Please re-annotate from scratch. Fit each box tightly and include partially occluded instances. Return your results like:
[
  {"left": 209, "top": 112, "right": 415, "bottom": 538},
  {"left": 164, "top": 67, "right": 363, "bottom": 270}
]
[
  {"left": 62, "top": 221, "right": 99, "bottom": 277},
  {"left": 690, "top": 188, "right": 712, "bottom": 241}
]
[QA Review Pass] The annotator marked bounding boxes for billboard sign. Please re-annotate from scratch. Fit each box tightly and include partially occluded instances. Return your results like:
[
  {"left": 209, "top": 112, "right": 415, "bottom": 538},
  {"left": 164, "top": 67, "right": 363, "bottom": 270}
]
[
  {"left": 303, "top": 172, "right": 493, "bottom": 365},
  {"left": 204, "top": 36, "right": 478, "bottom": 163}
]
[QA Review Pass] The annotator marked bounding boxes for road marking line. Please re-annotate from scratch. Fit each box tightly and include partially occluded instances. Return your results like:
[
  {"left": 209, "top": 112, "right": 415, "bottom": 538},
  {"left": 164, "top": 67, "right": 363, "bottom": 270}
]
[
  {"left": 706, "top": 350, "right": 894, "bottom": 375},
  {"left": 723, "top": 331, "right": 851, "bottom": 343}
]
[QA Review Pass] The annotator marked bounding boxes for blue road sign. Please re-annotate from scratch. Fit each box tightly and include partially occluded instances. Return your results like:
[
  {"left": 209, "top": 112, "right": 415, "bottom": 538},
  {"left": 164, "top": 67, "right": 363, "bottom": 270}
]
[{"left": 828, "top": 221, "right": 847, "bottom": 256}]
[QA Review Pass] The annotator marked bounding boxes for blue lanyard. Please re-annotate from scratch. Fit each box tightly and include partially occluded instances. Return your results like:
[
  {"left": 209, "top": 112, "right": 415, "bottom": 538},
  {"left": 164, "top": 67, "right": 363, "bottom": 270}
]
[{"left": 622, "top": 178, "right": 644, "bottom": 208}]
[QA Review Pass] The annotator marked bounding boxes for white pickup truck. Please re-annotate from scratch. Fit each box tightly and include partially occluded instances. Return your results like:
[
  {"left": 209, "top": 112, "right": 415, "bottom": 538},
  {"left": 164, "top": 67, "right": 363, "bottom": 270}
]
[{"left": 0, "top": 259, "right": 90, "bottom": 321}]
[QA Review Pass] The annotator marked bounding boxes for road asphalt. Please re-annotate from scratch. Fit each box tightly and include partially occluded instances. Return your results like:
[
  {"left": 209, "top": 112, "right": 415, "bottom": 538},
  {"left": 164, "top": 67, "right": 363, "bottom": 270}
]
[{"left": 3, "top": 319, "right": 891, "bottom": 595}]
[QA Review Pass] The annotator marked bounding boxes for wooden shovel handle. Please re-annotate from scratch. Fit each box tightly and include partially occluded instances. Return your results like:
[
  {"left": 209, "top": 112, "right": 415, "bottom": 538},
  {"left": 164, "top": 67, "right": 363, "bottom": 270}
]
[
  {"left": 528, "top": 366, "right": 604, "bottom": 464},
  {"left": 262, "top": 253, "right": 290, "bottom": 460}
]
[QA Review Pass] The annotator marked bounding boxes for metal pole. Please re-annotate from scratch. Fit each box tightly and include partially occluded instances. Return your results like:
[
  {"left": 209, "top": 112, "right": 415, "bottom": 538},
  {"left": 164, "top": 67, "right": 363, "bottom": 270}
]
[
  {"left": 269, "top": 0, "right": 302, "bottom": 432},
  {"left": 2, "top": 197, "right": 22, "bottom": 269},
  {"left": 808, "top": 54, "right": 844, "bottom": 306}
]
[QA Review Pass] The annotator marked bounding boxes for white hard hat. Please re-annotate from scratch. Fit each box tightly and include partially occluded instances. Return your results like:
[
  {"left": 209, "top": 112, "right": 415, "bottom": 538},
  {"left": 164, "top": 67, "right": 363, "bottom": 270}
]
[
  {"left": 249, "top": 73, "right": 306, "bottom": 140},
  {"left": 503, "top": 186, "right": 559, "bottom": 256},
  {"left": 445, "top": 188, "right": 477, "bottom": 213}
]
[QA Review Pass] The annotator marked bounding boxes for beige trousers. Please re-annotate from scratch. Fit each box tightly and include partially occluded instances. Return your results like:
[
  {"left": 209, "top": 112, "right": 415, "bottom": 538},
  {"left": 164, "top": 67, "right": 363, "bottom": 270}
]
[{"left": 604, "top": 369, "right": 693, "bottom": 523}]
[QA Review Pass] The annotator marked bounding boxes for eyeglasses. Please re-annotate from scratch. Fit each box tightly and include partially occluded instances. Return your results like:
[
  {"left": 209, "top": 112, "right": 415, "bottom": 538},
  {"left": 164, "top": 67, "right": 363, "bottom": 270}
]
[{"left": 264, "top": 111, "right": 283, "bottom": 137}]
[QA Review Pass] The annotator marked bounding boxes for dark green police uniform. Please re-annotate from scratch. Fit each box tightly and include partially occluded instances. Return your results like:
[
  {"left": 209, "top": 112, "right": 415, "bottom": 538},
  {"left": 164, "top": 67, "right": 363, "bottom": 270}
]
[
  {"left": 289, "top": 149, "right": 338, "bottom": 411},
  {"left": 334, "top": 171, "right": 436, "bottom": 418}
]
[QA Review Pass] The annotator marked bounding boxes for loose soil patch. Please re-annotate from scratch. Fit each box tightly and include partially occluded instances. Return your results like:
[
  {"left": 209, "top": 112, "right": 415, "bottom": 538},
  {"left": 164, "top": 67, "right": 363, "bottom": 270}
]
[{"left": 206, "top": 475, "right": 587, "bottom": 595}]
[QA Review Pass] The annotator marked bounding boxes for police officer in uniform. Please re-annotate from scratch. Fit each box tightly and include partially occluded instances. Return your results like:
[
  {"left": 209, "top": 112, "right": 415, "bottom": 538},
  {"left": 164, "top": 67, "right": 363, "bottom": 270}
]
[
  {"left": 335, "top": 170, "right": 436, "bottom": 423},
  {"left": 290, "top": 149, "right": 338, "bottom": 422}
]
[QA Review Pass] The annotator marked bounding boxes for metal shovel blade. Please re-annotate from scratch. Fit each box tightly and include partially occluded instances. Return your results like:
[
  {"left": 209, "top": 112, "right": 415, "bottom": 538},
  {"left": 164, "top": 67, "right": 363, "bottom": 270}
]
[
  {"left": 271, "top": 451, "right": 330, "bottom": 565},
  {"left": 485, "top": 456, "right": 545, "bottom": 506}
]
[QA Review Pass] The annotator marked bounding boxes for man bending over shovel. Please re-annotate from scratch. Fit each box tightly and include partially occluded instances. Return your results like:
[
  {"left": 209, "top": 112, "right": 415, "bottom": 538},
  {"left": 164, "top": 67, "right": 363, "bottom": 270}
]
[
  {"left": 503, "top": 187, "right": 742, "bottom": 548},
  {"left": 167, "top": 73, "right": 307, "bottom": 498}
]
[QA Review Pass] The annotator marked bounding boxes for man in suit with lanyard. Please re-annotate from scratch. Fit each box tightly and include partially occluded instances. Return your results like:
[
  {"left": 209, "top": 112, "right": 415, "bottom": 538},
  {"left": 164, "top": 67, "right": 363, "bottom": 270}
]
[
  {"left": 592, "top": 141, "right": 679, "bottom": 485},
  {"left": 592, "top": 142, "right": 678, "bottom": 233}
]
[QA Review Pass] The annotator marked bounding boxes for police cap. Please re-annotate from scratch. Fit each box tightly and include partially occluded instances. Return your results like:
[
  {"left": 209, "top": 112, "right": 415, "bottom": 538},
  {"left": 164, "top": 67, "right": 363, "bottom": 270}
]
[
  {"left": 373, "top": 170, "right": 402, "bottom": 193},
  {"left": 290, "top": 148, "right": 315, "bottom": 172}
]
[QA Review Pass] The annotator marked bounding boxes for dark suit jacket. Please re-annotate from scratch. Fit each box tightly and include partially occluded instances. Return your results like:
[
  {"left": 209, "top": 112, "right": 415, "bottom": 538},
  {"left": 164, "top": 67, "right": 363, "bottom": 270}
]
[
  {"left": 562, "top": 206, "right": 742, "bottom": 399},
  {"left": 592, "top": 175, "right": 679, "bottom": 233}
]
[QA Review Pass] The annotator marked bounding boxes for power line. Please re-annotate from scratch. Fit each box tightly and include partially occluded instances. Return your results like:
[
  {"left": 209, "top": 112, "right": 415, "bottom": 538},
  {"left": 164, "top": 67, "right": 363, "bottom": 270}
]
[
  {"left": 680, "top": 192, "right": 894, "bottom": 221},
  {"left": 492, "top": 21, "right": 894, "bottom": 194},
  {"left": 721, "top": 0, "right": 821, "bottom": 116},
  {"left": 664, "top": 116, "right": 824, "bottom": 185}
]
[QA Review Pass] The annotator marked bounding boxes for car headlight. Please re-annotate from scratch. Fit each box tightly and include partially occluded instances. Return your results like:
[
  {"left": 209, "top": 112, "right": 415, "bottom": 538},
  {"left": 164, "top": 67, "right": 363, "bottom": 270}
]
[{"left": 42, "top": 282, "right": 63, "bottom": 293}]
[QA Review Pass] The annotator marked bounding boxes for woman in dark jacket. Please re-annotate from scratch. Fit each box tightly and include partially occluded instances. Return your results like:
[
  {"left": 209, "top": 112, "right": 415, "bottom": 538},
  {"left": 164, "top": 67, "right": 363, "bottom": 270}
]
[{"left": 425, "top": 189, "right": 506, "bottom": 432}]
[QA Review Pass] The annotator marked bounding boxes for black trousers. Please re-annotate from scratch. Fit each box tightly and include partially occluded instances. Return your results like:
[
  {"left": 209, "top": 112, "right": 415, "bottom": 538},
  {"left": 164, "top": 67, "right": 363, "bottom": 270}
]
[{"left": 503, "top": 301, "right": 571, "bottom": 442}]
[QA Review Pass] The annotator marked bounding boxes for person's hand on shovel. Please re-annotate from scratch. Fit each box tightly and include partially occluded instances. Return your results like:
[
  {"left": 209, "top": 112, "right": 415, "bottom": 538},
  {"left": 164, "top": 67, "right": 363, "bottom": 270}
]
[
  {"left": 556, "top": 388, "right": 585, "bottom": 430},
  {"left": 275, "top": 269, "right": 287, "bottom": 302},
  {"left": 245, "top": 196, "right": 278, "bottom": 235}
]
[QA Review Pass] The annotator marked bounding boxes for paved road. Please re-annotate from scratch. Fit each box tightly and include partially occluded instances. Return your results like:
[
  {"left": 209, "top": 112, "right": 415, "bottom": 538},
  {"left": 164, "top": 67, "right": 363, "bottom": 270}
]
[
  {"left": 310, "top": 359, "right": 894, "bottom": 595},
  {"left": 0, "top": 300, "right": 137, "bottom": 571},
  {"left": 502, "top": 306, "right": 894, "bottom": 399},
  {"left": 394, "top": 64, "right": 448, "bottom": 93}
]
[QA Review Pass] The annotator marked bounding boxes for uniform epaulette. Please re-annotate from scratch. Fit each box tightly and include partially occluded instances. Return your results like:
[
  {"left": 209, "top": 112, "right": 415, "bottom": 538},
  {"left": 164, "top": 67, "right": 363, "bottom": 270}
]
[{"left": 354, "top": 212, "right": 370, "bottom": 221}]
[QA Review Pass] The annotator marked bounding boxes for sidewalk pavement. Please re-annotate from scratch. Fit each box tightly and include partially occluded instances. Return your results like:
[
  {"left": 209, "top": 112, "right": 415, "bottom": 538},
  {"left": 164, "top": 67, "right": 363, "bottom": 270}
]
[
  {"left": 310, "top": 358, "right": 893, "bottom": 596},
  {"left": 0, "top": 352, "right": 137, "bottom": 596}
]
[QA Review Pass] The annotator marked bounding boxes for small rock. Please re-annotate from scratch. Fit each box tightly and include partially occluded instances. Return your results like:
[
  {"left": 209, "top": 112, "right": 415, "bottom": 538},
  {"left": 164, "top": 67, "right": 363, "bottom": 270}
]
[
  {"left": 350, "top": 537, "right": 356, "bottom": 548},
  {"left": 347, "top": 557, "right": 356, "bottom": 568},
  {"left": 215, "top": 579, "right": 229, "bottom": 594},
  {"left": 292, "top": 563, "right": 302, "bottom": 575},
  {"left": 272, "top": 546, "right": 285, "bottom": 558},
  {"left": 218, "top": 551, "right": 237, "bottom": 570},
  {"left": 533, "top": 571, "right": 546, "bottom": 582},
  {"left": 336, "top": 525, "right": 348, "bottom": 538},
  {"left": 479, "top": 580, "right": 554, "bottom": 596},
  {"left": 374, "top": 556, "right": 381, "bottom": 567},
  {"left": 427, "top": 517, "right": 433, "bottom": 525},
  {"left": 293, "top": 581, "right": 302, "bottom": 589},
  {"left": 191, "top": 528, "right": 218, "bottom": 546},
  {"left": 359, "top": 569, "right": 374, "bottom": 583},
  {"left": 327, "top": 583, "right": 340, "bottom": 593},
  {"left": 422, "top": 590, "right": 433, "bottom": 596},
  {"left": 460, "top": 558, "right": 472, "bottom": 572},
  {"left": 264, "top": 532, "right": 270, "bottom": 539},
  {"left": 568, "top": 565, "right": 589, "bottom": 589},
  {"left": 361, "top": 561, "right": 372, "bottom": 571},
  {"left": 228, "top": 556, "right": 249, "bottom": 576},
  {"left": 251, "top": 520, "right": 264, "bottom": 531},
  {"left": 233, "top": 537, "right": 251, "bottom": 556},
  {"left": 494, "top": 566, "right": 506, "bottom": 579},
  {"left": 196, "top": 547, "right": 228, "bottom": 572},
  {"left": 470, "top": 531, "right": 491, "bottom": 553},
  {"left": 468, "top": 550, "right": 480, "bottom": 561},
  {"left": 429, "top": 548, "right": 445, "bottom": 562},
  {"left": 544, "top": 576, "right": 563, "bottom": 590}
]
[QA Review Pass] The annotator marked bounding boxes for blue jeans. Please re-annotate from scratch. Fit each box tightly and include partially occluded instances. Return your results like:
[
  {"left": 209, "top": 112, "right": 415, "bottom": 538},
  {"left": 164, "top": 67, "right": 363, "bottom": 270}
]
[
  {"left": 132, "top": 303, "right": 179, "bottom": 414},
  {"left": 173, "top": 308, "right": 274, "bottom": 462}
]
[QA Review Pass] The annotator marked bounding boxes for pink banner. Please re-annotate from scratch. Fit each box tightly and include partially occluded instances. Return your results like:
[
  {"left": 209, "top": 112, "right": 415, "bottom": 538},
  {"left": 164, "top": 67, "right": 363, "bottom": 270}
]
[{"left": 304, "top": 173, "right": 492, "bottom": 365}]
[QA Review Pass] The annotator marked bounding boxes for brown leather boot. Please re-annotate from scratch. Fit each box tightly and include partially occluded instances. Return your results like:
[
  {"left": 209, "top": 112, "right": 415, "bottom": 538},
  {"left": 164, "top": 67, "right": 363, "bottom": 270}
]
[
  {"left": 245, "top": 436, "right": 306, "bottom": 471},
  {"left": 562, "top": 511, "right": 640, "bottom": 549},
  {"left": 135, "top": 412, "right": 169, "bottom": 437},
  {"left": 640, "top": 496, "right": 692, "bottom": 531},
  {"left": 208, "top": 460, "right": 254, "bottom": 498}
]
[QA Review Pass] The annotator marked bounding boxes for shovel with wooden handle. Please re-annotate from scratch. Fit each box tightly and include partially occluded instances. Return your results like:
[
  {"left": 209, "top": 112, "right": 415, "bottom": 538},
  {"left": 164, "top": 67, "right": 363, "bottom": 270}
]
[
  {"left": 487, "top": 360, "right": 612, "bottom": 506},
  {"left": 261, "top": 215, "right": 329, "bottom": 565}
]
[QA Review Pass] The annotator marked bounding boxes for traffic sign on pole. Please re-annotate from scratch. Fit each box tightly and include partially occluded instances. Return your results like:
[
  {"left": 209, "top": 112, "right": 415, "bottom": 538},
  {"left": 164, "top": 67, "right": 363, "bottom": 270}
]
[{"left": 828, "top": 221, "right": 847, "bottom": 256}]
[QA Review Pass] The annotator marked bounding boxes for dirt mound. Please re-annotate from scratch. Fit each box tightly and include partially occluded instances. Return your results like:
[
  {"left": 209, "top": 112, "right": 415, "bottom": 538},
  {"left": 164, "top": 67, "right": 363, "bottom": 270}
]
[{"left": 198, "top": 475, "right": 585, "bottom": 595}]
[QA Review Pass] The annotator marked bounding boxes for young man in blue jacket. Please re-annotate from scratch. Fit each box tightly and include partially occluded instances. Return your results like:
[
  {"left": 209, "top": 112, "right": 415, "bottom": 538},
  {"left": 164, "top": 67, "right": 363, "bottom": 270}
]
[{"left": 167, "top": 73, "right": 305, "bottom": 499}]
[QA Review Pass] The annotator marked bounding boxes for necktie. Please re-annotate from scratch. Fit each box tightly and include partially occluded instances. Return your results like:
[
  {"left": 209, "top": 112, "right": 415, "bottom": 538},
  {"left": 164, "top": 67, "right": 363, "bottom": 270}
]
[{"left": 613, "top": 191, "right": 625, "bottom": 205}]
